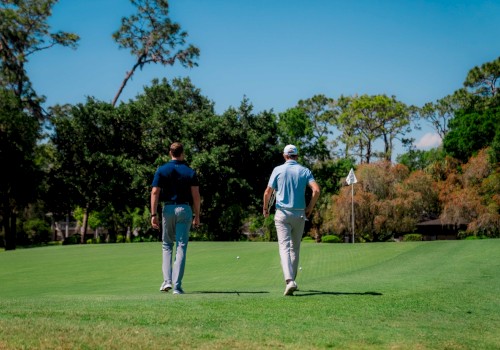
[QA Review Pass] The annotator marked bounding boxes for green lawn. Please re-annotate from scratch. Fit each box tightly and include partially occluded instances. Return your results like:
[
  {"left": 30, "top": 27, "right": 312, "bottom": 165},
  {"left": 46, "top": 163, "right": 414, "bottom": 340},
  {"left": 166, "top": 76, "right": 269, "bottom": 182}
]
[{"left": 0, "top": 240, "right": 499, "bottom": 349}]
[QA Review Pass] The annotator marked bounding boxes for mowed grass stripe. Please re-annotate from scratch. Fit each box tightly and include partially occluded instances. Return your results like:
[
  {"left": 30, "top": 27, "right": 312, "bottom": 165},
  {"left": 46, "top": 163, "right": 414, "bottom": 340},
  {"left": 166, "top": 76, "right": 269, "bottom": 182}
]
[{"left": 0, "top": 240, "right": 499, "bottom": 349}]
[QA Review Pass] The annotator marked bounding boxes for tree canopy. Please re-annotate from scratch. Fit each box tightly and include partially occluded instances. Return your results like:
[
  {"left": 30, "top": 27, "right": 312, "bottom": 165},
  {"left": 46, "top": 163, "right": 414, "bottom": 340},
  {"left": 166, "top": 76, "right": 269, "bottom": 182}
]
[
  {"left": 112, "top": 0, "right": 199, "bottom": 106},
  {"left": 0, "top": 0, "right": 79, "bottom": 118},
  {"left": 0, "top": 0, "right": 79, "bottom": 249},
  {"left": 1, "top": 2, "right": 499, "bottom": 247}
]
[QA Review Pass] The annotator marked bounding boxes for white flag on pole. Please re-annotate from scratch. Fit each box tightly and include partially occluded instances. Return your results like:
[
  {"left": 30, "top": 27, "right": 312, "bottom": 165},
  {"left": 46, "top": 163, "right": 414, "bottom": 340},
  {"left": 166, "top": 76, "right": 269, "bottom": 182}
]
[{"left": 346, "top": 168, "right": 357, "bottom": 185}]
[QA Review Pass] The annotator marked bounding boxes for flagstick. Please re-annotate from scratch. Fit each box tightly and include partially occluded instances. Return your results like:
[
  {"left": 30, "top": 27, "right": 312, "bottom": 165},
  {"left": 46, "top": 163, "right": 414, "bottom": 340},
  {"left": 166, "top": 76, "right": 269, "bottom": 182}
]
[
  {"left": 346, "top": 168, "right": 357, "bottom": 244},
  {"left": 351, "top": 182, "right": 354, "bottom": 244}
]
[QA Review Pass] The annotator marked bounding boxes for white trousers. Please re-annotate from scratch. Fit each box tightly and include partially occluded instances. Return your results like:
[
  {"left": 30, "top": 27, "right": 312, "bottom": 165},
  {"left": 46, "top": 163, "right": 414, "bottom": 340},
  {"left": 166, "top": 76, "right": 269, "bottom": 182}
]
[{"left": 274, "top": 209, "right": 306, "bottom": 282}]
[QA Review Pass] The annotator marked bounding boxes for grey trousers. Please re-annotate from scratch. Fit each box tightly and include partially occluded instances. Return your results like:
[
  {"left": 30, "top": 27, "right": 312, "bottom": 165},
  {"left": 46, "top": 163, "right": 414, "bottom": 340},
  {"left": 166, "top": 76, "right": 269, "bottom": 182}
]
[
  {"left": 274, "top": 209, "right": 306, "bottom": 282},
  {"left": 162, "top": 204, "right": 192, "bottom": 291}
]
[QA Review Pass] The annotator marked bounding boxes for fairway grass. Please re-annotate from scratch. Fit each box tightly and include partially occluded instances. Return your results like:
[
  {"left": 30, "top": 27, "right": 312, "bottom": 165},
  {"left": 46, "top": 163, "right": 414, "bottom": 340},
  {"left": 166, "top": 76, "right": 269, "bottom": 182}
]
[{"left": 0, "top": 240, "right": 499, "bottom": 349}]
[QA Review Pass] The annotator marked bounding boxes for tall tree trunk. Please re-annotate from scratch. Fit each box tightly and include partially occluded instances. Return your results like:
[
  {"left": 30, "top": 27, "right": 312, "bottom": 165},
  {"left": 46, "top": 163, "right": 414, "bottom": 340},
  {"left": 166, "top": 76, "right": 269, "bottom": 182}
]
[
  {"left": 365, "top": 141, "right": 372, "bottom": 164},
  {"left": 383, "top": 133, "right": 392, "bottom": 161},
  {"left": 112, "top": 55, "right": 145, "bottom": 107},
  {"left": 126, "top": 226, "right": 131, "bottom": 242},
  {"left": 80, "top": 205, "right": 90, "bottom": 244},
  {"left": 358, "top": 140, "right": 364, "bottom": 164},
  {"left": 3, "top": 198, "right": 16, "bottom": 250},
  {"left": 65, "top": 212, "right": 70, "bottom": 239},
  {"left": 386, "top": 136, "right": 393, "bottom": 162}
]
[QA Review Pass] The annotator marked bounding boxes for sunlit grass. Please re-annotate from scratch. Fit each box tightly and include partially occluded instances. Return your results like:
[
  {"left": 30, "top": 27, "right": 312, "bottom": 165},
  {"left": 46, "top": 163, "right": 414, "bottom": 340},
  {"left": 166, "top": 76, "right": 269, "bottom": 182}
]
[{"left": 0, "top": 240, "right": 499, "bottom": 349}]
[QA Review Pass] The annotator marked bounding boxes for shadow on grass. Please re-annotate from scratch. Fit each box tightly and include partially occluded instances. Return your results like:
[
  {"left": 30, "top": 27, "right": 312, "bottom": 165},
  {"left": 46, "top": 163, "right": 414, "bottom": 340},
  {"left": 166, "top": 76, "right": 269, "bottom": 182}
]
[
  {"left": 191, "top": 291, "right": 270, "bottom": 296},
  {"left": 294, "top": 290, "right": 383, "bottom": 297},
  {"left": 188, "top": 290, "right": 382, "bottom": 297}
]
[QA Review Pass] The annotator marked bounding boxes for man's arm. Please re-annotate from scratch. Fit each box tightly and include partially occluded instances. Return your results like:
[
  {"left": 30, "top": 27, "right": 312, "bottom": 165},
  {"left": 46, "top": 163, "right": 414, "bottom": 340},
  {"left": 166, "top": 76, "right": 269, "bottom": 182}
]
[
  {"left": 305, "top": 181, "right": 320, "bottom": 218},
  {"left": 191, "top": 186, "right": 201, "bottom": 227},
  {"left": 263, "top": 186, "right": 274, "bottom": 217},
  {"left": 150, "top": 186, "right": 161, "bottom": 230}
]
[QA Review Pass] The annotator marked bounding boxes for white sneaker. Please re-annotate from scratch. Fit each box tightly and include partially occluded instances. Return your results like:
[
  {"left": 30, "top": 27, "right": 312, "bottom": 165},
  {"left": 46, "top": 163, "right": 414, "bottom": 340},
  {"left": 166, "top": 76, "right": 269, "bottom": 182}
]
[
  {"left": 284, "top": 281, "right": 297, "bottom": 296},
  {"left": 173, "top": 289, "right": 185, "bottom": 295},
  {"left": 160, "top": 281, "right": 172, "bottom": 292}
]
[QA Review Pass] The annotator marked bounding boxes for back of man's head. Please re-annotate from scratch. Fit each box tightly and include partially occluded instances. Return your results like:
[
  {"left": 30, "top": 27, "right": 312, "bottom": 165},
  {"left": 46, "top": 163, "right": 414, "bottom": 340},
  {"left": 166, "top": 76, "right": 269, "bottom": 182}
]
[
  {"left": 170, "top": 142, "right": 184, "bottom": 158},
  {"left": 283, "top": 144, "right": 299, "bottom": 160}
]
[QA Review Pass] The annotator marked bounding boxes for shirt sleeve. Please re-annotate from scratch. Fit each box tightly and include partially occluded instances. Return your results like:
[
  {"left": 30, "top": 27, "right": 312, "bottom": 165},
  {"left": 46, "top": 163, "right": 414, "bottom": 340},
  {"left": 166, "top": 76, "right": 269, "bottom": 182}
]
[
  {"left": 151, "top": 168, "right": 161, "bottom": 187},
  {"left": 268, "top": 168, "right": 278, "bottom": 189},
  {"left": 306, "top": 168, "right": 315, "bottom": 183}
]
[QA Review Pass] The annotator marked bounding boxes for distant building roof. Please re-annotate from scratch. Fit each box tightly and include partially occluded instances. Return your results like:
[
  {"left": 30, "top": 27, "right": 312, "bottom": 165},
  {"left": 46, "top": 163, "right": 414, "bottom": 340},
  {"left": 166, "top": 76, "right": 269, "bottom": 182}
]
[{"left": 417, "top": 218, "right": 469, "bottom": 227}]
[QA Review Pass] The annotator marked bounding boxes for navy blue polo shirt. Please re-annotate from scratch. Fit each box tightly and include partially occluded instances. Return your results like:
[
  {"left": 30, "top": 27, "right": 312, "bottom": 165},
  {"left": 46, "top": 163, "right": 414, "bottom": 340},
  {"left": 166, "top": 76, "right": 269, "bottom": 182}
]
[{"left": 151, "top": 160, "right": 199, "bottom": 204}]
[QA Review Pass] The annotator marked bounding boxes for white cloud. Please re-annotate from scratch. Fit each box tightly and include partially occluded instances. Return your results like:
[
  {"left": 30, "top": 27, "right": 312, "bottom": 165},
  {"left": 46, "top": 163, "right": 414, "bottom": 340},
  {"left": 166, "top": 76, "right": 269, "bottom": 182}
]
[{"left": 415, "top": 132, "right": 442, "bottom": 150}]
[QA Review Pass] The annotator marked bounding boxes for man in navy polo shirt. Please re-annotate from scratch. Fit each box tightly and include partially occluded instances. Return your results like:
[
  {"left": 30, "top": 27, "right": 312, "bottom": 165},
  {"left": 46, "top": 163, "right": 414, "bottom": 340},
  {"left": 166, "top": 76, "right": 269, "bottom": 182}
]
[
  {"left": 151, "top": 142, "right": 201, "bottom": 295},
  {"left": 263, "top": 144, "right": 320, "bottom": 296}
]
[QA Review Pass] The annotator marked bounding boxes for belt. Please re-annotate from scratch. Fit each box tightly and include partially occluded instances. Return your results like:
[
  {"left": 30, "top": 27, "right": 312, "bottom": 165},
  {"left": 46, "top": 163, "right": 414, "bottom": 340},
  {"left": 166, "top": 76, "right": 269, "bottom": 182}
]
[
  {"left": 164, "top": 201, "right": 190, "bottom": 205},
  {"left": 277, "top": 207, "right": 305, "bottom": 211}
]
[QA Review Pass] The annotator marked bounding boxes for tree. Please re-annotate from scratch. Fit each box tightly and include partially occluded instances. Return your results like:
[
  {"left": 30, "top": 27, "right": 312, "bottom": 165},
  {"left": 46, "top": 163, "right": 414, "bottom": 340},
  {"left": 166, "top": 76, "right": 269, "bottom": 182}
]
[
  {"left": 330, "top": 95, "right": 355, "bottom": 159},
  {"left": 0, "top": 0, "right": 79, "bottom": 249},
  {"left": 127, "top": 78, "right": 278, "bottom": 240},
  {"left": 490, "top": 128, "right": 500, "bottom": 164},
  {"left": 112, "top": 0, "right": 199, "bottom": 106},
  {"left": 296, "top": 94, "right": 337, "bottom": 161},
  {"left": 328, "top": 161, "right": 439, "bottom": 242},
  {"left": 277, "top": 107, "right": 314, "bottom": 157},
  {"left": 464, "top": 56, "right": 499, "bottom": 98},
  {"left": 132, "top": 77, "right": 215, "bottom": 159},
  {"left": 338, "top": 95, "right": 411, "bottom": 163},
  {"left": 377, "top": 96, "right": 413, "bottom": 162},
  {"left": 0, "top": 89, "right": 39, "bottom": 249},
  {"left": 399, "top": 170, "right": 440, "bottom": 222},
  {"left": 439, "top": 148, "right": 500, "bottom": 238},
  {"left": 0, "top": 0, "right": 79, "bottom": 118},
  {"left": 443, "top": 107, "right": 500, "bottom": 162},
  {"left": 420, "top": 95, "right": 460, "bottom": 140},
  {"left": 50, "top": 98, "right": 149, "bottom": 243},
  {"left": 396, "top": 147, "right": 446, "bottom": 172},
  {"left": 188, "top": 98, "right": 279, "bottom": 240},
  {"left": 441, "top": 57, "right": 500, "bottom": 164}
]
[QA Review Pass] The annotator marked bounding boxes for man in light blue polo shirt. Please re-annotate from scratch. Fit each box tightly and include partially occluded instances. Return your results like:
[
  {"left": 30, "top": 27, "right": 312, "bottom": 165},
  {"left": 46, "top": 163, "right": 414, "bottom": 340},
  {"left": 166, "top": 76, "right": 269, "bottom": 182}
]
[{"left": 263, "top": 145, "right": 320, "bottom": 296}]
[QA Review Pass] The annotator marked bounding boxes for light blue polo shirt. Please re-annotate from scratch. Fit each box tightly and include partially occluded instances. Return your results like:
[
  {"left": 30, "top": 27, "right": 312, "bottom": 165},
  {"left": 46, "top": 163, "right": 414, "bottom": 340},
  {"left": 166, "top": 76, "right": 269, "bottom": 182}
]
[{"left": 268, "top": 160, "right": 315, "bottom": 210}]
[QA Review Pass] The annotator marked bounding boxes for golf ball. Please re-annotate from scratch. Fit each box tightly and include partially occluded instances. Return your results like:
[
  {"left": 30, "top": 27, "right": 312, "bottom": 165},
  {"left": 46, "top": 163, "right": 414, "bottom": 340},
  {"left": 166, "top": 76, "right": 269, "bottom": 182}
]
[
  {"left": 299, "top": 267, "right": 302, "bottom": 270},
  {"left": 236, "top": 256, "right": 240, "bottom": 259}
]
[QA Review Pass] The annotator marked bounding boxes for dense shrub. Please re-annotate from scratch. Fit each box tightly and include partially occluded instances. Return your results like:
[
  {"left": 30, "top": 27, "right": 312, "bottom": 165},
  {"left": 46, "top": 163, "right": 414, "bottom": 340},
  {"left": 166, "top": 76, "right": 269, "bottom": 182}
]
[
  {"left": 63, "top": 234, "right": 81, "bottom": 245},
  {"left": 464, "top": 235, "right": 481, "bottom": 240},
  {"left": 22, "top": 218, "right": 51, "bottom": 245},
  {"left": 302, "top": 236, "right": 315, "bottom": 243},
  {"left": 321, "top": 235, "right": 342, "bottom": 243},
  {"left": 403, "top": 234, "right": 422, "bottom": 241}
]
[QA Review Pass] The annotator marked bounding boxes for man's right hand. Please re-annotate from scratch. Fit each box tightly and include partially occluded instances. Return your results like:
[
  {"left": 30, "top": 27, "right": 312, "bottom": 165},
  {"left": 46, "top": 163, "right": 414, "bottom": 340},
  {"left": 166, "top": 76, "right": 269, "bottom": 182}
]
[
  {"left": 151, "top": 216, "right": 159, "bottom": 230},
  {"left": 192, "top": 216, "right": 200, "bottom": 228}
]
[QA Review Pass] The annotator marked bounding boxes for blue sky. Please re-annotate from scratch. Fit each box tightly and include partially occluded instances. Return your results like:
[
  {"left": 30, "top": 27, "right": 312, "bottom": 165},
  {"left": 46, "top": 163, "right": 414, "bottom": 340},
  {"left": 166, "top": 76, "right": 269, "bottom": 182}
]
[{"left": 27, "top": 0, "right": 500, "bottom": 156}]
